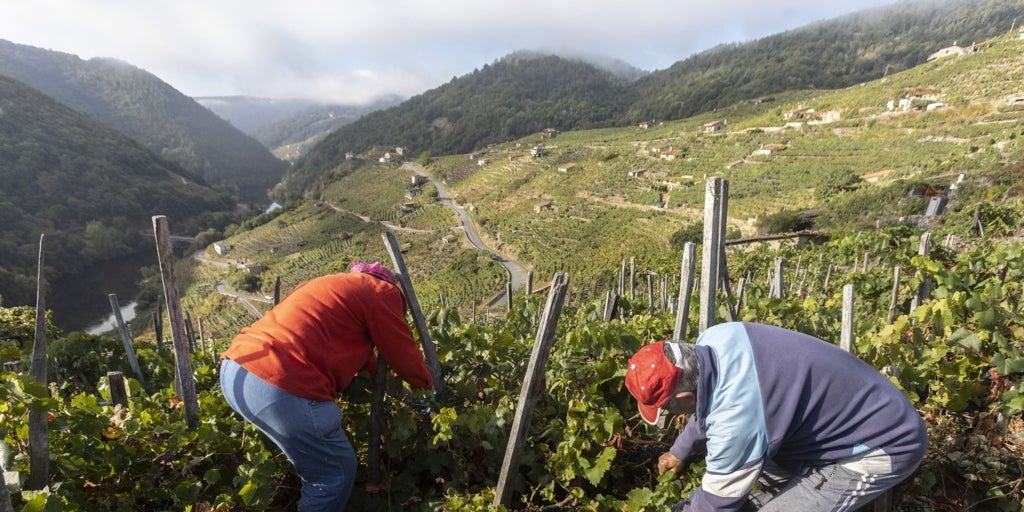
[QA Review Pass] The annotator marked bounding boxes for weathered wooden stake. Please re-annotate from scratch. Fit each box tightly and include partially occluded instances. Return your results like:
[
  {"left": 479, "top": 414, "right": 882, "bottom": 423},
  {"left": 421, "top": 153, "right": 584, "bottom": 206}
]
[
  {"left": 152, "top": 216, "right": 200, "bottom": 430},
  {"left": 840, "top": 284, "right": 855, "bottom": 353},
  {"left": 887, "top": 266, "right": 902, "bottom": 325},
  {"left": 699, "top": 178, "right": 723, "bottom": 333},
  {"left": 154, "top": 298, "right": 164, "bottom": 353},
  {"left": 273, "top": 276, "right": 281, "bottom": 305},
  {"left": 0, "top": 469, "right": 12, "bottom": 512},
  {"left": 660, "top": 275, "right": 668, "bottom": 313},
  {"left": 366, "top": 356, "right": 389, "bottom": 489},
  {"left": 506, "top": 281, "right": 513, "bottom": 313},
  {"left": 109, "top": 294, "right": 145, "bottom": 384},
  {"left": 495, "top": 272, "right": 570, "bottom": 508},
  {"left": 382, "top": 232, "right": 446, "bottom": 398},
  {"left": 527, "top": 270, "right": 534, "bottom": 295},
  {"left": 603, "top": 290, "right": 618, "bottom": 321},
  {"left": 107, "top": 371, "right": 129, "bottom": 408},
  {"left": 184, "top": 312, "right": 197, "bottom": 353},
  {"left": 28, "top": 234, "right": 49, "bottom": 490},
  {"left": 646, "top": 273, "right": 655, "bottom": 314},
  {"left": 910, "top": 233, "right": 933, "bottom": 311},
  {"left": 772, "top": 258, "right": 785, "bottom": 299},
  {"left": 673, "top": 242, "right": 697, "bottom": 341},
  {"left": 735, "top": 277, "right": 747, "bottom": 313},
  {"left": 197, "top": 316, "right": 207, "bottom": 358},
  {"left": 618, "top": 258, "right": 626, "bottom": 296},
  {"left": 629, "top": 257, "right": 636, "bottom": 300}
]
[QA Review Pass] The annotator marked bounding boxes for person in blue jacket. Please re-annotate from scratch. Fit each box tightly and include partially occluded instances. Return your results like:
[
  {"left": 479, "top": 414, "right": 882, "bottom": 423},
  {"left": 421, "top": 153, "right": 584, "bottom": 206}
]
[{"left": 624, "top": 322, "right": 927, "bottom": 511}]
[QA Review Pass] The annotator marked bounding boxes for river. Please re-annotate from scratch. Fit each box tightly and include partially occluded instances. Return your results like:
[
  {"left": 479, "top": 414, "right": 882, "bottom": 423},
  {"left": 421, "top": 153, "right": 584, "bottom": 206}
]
[{"left": 48, "top": 250, "right": 155, "bottom": 334}]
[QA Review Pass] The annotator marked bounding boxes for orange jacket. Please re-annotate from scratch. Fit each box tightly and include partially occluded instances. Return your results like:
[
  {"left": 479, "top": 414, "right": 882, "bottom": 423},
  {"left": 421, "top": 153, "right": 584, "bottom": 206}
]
[{"left": 222, "top": 272, "right": 434, "bottom": 401}]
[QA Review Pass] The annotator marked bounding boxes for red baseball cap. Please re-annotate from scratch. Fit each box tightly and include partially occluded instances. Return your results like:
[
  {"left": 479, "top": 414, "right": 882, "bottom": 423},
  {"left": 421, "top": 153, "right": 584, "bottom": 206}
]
[{"left": 624, "top": 340, "right": 682, "bottom": 425}]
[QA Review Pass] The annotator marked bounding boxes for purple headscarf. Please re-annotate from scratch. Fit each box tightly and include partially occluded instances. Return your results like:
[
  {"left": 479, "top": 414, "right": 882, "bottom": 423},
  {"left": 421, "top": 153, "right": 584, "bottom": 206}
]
[
  {"left": 350, "top": 260, "right": 407, "bottom": 311},
  {"left": 350, "top": 260, "right": 398, "bottom": 286}
]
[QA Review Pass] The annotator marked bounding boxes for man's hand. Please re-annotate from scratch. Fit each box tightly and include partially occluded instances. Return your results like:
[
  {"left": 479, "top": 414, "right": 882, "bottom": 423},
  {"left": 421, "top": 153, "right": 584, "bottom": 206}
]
[{"left": 658, "top": 451, "right": 685, "bottom": 475}]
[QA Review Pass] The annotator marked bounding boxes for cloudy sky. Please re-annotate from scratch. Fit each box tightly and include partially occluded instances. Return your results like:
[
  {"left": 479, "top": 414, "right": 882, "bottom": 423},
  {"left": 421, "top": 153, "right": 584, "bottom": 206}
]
[{"left": 3, "top": 0, "right": 900, "bottom": 104}]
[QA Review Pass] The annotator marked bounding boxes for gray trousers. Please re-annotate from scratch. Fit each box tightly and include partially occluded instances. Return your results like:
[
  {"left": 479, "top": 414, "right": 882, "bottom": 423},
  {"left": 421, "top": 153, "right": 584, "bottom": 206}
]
[{"left": 747, "top": 451, "right": 917, "bottom": 512}]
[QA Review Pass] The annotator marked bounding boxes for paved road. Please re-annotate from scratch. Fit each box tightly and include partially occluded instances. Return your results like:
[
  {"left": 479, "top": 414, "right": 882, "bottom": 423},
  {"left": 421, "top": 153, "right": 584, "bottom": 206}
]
[
  {"left": 198, "top": 164, "right": 531, "bottom": 309},
  {"left": 404, "top": 162, "right": 529, "bottom": 306},
  {"left": 194, "top": 251, "right": 272, "bottom": 318}
]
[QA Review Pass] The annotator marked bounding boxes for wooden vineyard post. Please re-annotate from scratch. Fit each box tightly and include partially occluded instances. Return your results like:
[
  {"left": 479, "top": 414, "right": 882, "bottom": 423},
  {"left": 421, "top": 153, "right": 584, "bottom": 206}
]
[
  {"left": 273, "top": 276, "right": 281, "bottom": 305},
  {"left": 716, "top": 180, "right": 733, "bottom": 321},
  {"left": 646, "top": 273, "right": 654, "bottom": 314},
  {"left": 887, "top": 266, "right": 902, "bottom": 325},
  {"left": 629, "top": 257, "right": 636, "bottom": 300},
  {"left": 107, "top": 371, "right": 129, "bottom": 408},
  {"left": 771, "top": 258, "right": 785, "bottom": 299},
  {"left": 660, "top": 275, "right": 668, "bottom": 312},
  {"left": 910, "top": 233, "right": 933, "bottom": 311},
  {"left": 495, "top": 272, "right": 570, "bottom": 508},
  {"left": 699, "top": 177, "right": 725, "bottom": 333},
  {"left": 673, "top": 242, "right": 697, "bottom": 341},
  {"left": 527, "top": 270, "right": 534, "bottom": 295},
  {"left": 366, "top": 356, "right": 389, "bottom": 490},
  {"left": 27, "top": 234, "right": 49, "bottom": 490},
  {"left": 381, "top": 232, "right": 445, "bottom": 399},
  {"left": 152, "top": 216, "right": 200, "bottom": 430},
  {"left": 197, "top": 316, "right": 207, "bottom": 359},
  {"left": 602, "top": 290, "right": 618, "bottom": 321},
  {"left": 109, "top": 294, "right": 145, "bottom": 384},
  {"left": 153, "top": 299, "right": 164, "bottom": 353},
  {"left": 840, "top": 284, "right": 855, "bottom": 353},
  {"left": 614, "top": 260, "right": 622, "bottom": 296},
  {"left": 0, "top": 469, "right": 12, "bottom": 512},
  {"left": 184, "top": 312, "right": 196, "bottom": 352}
]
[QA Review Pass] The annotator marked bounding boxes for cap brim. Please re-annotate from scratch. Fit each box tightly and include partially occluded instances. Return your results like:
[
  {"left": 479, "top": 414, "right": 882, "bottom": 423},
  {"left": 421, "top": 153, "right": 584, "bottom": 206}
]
[{"left": 638, "top": 402, "right": 662, "bottom": 425}]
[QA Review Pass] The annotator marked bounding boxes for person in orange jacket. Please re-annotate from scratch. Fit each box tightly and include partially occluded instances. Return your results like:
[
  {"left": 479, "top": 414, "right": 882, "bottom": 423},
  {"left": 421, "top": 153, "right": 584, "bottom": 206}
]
[{"left": 220, "top": 261, "right": 434, "bottom": 511}]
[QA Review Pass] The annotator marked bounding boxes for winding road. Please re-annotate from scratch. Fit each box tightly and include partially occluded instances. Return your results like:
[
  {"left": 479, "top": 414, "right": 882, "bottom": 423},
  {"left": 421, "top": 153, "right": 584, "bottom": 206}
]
[
  {"left": 199, "top": 163, "right": 530, "bottom": 310},
  {"left": 404, "top": 162, "right": 529, "bottom": 306}
]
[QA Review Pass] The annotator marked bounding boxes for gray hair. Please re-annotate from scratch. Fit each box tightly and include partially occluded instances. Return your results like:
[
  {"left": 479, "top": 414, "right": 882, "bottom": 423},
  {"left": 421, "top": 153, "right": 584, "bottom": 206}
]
[{"left": 663, "top": 340, "right": 700, "bottom": 393}]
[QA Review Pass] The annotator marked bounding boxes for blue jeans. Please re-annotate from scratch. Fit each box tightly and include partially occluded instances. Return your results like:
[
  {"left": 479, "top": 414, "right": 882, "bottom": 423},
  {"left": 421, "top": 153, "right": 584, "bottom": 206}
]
[{"left": 220, "top": 359, "right": 357, "bottom": 511}]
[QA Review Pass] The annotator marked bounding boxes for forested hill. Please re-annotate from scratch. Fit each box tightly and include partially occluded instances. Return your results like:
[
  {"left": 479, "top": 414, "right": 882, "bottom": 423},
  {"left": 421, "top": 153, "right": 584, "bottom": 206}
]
[
  {"left": 0, "top": 74, "right": 236, "bottom": 306},
  {"left": 273, "top": 0, "right": 1024, "bottom": 201},
  {"left": 272, "top": 53, "right": 636, "bottom": 200},
  {"left": 624, "top": 0, "right": 1024, "bottom": 121},
  {"left": 0, "top": 39, "right": 288, "bottom": 203}
]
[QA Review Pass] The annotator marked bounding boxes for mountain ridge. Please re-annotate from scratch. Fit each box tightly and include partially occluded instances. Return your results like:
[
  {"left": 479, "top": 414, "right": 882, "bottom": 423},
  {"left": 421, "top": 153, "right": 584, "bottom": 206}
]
[
  {"left": 0, "top": 73, "right": 237, "bottom": 307},
  {"left": 274, "top": 0, "right": 1024, "bottom": 201},
  {"left": 0, "top": 39, "right": 288, "bottom": 203}
]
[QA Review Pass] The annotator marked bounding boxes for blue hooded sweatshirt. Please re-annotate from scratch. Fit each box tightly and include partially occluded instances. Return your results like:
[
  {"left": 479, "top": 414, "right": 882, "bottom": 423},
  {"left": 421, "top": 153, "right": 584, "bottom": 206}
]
[{"left": 670, "top": 322, "right": 927, "bottom": 511}]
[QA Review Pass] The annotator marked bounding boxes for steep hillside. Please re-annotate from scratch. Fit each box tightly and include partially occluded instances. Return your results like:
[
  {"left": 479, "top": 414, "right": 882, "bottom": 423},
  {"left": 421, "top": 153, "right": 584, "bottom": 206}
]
[
  {"left": 186, "top": 27, "right": 1024, "bottom": 331},
  {"left": 624, "top": 0, "right": 1024, "bottom": 122},
  {"left": 0, "top": 74, "right": 236, "bottom": 306},
  {"left": 195, "top": 95, "right": 404, "bottom": 160},
  {"left": 251, "top": 96, "right": 404, "bottom": 161},
  {"left": 0, "top": 40, "right": 288, "bottom": 203},
  {"left": 194, "top": 96, "right": 322, "bottom": 134},
  {"left": 273, "top": 53, "right": 635, "bottom": 200},
  {"left": 274, "top": 0, "right": 1024, "bottom": 203}
]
